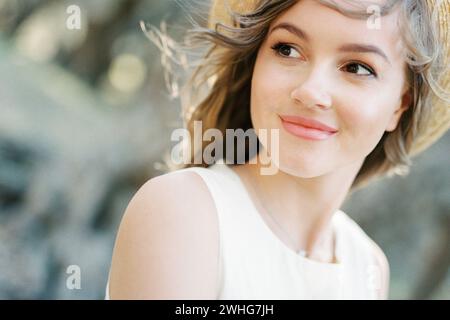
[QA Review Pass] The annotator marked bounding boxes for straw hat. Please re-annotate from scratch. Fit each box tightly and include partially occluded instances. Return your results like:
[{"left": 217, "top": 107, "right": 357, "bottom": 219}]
[{"left": 208, "top": 0, "right": 450, "bottom": 157}]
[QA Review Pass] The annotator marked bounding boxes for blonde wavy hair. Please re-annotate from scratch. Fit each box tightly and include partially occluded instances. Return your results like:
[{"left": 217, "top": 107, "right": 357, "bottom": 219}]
[{"left": 144, "top": 0, "right": 449, "bottom": 192}]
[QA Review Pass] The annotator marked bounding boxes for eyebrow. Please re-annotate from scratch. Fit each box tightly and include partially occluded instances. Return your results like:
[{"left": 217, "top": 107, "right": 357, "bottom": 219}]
[
  {"left": 269, "top": 22, "right": 310, "bottom": 42},
  {"left": 338, "top": 44, "right": 391, "bottom": 65},
  {"left": 269, "top": 22, "right": 391, "bottom": 65}
]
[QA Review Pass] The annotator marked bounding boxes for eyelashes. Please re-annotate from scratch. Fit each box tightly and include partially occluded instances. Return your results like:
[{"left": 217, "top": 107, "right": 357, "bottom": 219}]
[
  {"left": 271, "top": 42, "right": 303, "bottom": 59},
  {"left": 270, "top": 42, "right": 378, "bottom": 78},
  {"left": 271, "top": 42, "right": 298, "bottom": 57},
  {"left": 342, "top": 61, "right": 378, "bottom": 77}
]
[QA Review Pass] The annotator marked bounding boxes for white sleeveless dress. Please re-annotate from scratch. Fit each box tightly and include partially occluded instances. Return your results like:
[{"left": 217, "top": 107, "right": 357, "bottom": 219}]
[{"left": 105, "top": 161, "right": 384, "bottom": 300}]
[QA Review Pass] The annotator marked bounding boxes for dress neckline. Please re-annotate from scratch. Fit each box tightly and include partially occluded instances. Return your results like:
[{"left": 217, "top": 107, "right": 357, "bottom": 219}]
[{"left": 213, "top": 162, "right": 344, "bottom": 268}]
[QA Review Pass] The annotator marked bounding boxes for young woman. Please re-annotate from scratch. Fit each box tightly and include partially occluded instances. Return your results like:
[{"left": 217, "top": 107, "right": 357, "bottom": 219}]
[{"left": 106, "top": 0, "right": 449, "bottom": 299}]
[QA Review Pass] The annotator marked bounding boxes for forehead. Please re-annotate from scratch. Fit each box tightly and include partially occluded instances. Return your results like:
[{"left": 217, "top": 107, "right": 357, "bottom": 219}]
[{"left": 269, "top": 0, "right": 405, "bottom": 60}]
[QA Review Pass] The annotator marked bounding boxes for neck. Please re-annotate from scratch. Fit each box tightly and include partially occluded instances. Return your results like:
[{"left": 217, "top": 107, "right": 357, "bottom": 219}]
[{"left": 234, "top": 155, "right": 364, "bottom": 256}]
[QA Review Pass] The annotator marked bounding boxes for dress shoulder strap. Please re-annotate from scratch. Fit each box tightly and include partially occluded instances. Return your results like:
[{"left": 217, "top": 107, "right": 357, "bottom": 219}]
[{"left": 333, "top": 210, "right": 385, "bottom": 299}]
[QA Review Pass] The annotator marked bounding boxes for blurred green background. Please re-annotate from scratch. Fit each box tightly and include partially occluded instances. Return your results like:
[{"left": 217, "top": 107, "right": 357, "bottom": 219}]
[{"left": 0, "top": 0, "right": 448, "bottom": 299}]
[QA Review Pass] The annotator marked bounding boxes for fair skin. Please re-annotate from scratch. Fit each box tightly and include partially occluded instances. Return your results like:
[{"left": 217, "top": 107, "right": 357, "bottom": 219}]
[
  {"left": 237, "top": 0, "right": 409, "bottom": 268},
  {"left": 109, "top": 171, "right": 220, "bottom": 299},
  {"left": 110, "top": 0, "right": 409, "bottom": 299}
]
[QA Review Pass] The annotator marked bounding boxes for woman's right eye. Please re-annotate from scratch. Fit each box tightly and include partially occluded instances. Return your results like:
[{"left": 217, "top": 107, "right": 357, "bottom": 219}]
[{"left": 271, "top": 42, "right": 302, "bottom": 59}]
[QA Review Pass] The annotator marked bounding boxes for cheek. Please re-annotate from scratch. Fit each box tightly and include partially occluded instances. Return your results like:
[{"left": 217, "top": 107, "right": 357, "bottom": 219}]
[
  {"left": 250, "top": 55, "right": 293, "bottom": 124},
  {"left": 337, "top": 91, "right": 397, "bottom": 155}
]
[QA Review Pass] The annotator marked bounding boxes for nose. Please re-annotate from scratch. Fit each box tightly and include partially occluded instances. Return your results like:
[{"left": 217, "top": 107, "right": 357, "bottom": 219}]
[{"left": 290, "top": 67, "right": 332, "bottom": 110}]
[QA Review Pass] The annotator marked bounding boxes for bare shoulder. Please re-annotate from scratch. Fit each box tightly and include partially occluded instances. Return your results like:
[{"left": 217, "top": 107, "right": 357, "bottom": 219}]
[{"left": 108, "top": 169, "right": 219, "bottom": 299}]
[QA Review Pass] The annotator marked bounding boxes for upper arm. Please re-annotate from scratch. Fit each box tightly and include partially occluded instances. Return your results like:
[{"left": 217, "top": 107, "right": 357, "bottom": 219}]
[{"left": 108, "top": 170, "right": 220, "bottom": 299}]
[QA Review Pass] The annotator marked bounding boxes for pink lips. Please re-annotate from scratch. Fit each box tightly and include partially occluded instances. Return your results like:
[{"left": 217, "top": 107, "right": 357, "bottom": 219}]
[{"left": 279, "top": 115, "right": 338, "bottom": 141}]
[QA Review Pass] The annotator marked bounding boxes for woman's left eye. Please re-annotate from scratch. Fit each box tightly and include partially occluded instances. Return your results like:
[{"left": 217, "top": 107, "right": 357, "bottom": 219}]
[{"left": 342, "top": 62, "right": 377, "bottom": 77}]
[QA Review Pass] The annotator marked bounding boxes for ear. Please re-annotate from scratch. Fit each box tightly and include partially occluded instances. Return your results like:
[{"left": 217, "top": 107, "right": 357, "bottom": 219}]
[{"left": 386, "top": 88, "right": 412, "bottom": 132}]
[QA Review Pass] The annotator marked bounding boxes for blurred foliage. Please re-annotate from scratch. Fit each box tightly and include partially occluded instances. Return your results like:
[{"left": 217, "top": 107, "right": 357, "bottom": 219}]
[
  {"left": 0, "top": 0, "right": 203, "bottom": 299},
  {"left": 0, "top": 0, "right": 199, "bottom": 102}
]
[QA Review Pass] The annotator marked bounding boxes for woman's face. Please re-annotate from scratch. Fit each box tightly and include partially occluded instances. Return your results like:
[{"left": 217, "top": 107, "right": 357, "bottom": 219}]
[{"left": 251, "top": 0, "right": 410, "bottom": 177}]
